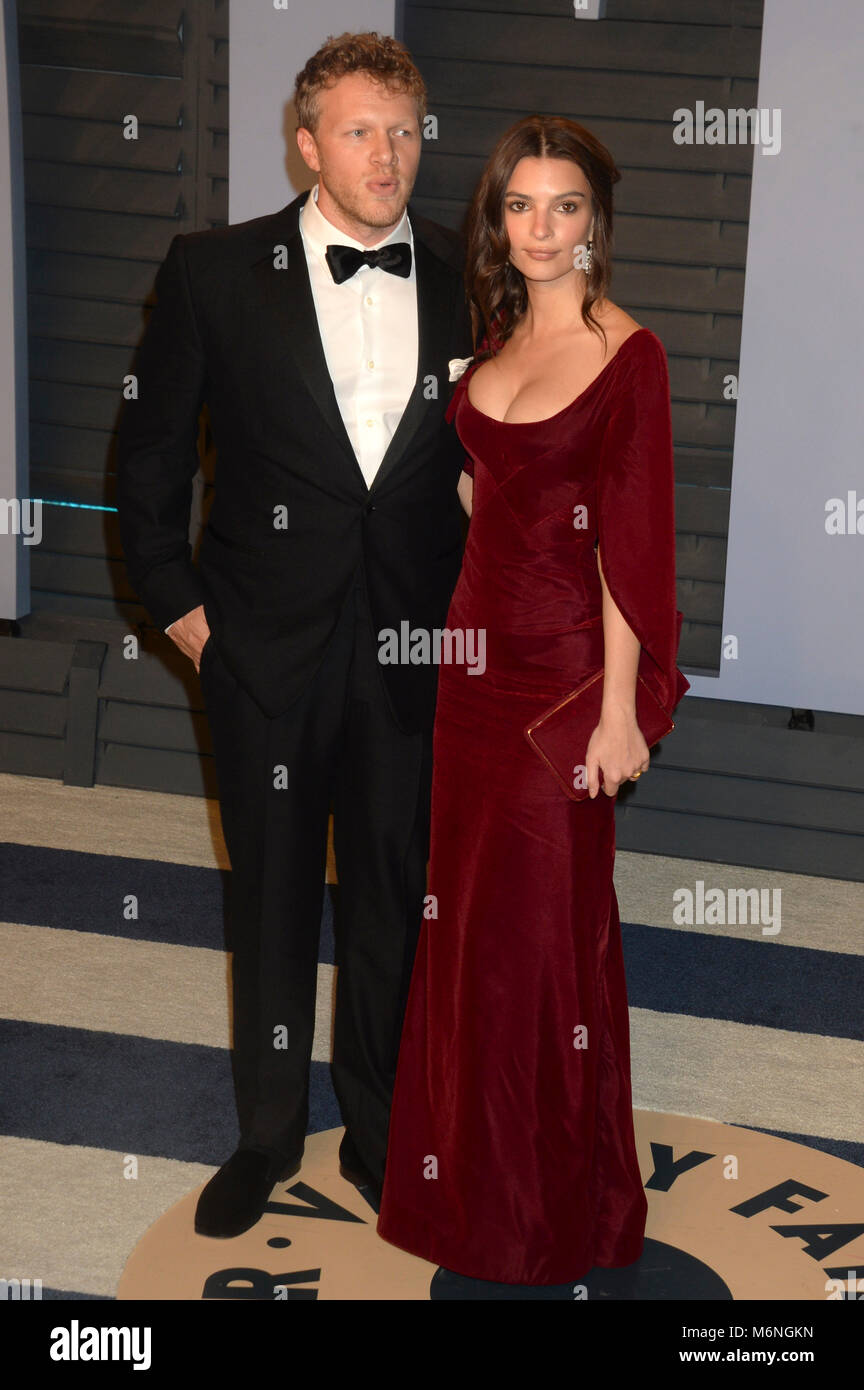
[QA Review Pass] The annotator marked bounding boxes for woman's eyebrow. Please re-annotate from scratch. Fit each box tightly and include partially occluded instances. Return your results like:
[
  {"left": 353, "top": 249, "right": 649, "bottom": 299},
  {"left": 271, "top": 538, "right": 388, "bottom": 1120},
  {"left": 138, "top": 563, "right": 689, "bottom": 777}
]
[{"left": 504, "top": 189, "right": 586, "bottom": 198}]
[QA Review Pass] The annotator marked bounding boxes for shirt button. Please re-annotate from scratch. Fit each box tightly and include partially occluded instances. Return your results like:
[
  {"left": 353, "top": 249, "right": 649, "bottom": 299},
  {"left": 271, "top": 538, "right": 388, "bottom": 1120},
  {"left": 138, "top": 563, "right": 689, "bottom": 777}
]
[
  {"left": 367, "top": 360, "right": 374, "bottom": 370},
  {"left": 366, "top": 419, "right": 374, "bottom": 428},
  {"left": 365, "top": 296, "right": 374, "bottom": 306}
]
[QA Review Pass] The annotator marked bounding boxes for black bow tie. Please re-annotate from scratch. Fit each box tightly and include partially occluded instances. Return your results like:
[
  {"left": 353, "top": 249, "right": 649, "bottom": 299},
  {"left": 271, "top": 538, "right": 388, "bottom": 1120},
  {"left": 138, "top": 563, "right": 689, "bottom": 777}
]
[{"left": 325, "top": 242, "right": 412, "bottom": 285}]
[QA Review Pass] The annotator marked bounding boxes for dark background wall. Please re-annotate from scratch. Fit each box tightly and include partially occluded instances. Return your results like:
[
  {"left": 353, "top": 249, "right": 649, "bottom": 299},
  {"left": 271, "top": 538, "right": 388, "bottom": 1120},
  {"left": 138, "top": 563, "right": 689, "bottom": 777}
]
[
  {"left": 17, "top": 0, "right": 227, "bottom": 626},
  {"left": 0, "top": 0, "right": 227, "bottom": 793}
]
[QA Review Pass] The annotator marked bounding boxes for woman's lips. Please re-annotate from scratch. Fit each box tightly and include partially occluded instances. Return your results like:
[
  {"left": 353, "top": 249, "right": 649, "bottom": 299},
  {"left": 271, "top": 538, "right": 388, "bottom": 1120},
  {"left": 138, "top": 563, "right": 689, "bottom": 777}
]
[{"left": 523, "top": 249, "right": 560, "bottom": 259}]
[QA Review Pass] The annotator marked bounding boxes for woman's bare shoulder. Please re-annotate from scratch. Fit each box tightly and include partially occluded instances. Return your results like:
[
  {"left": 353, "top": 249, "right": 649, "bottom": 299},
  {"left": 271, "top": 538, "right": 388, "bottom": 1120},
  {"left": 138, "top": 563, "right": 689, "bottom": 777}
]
[{"left": 594, "top": 299, "right": 644, "bottom": 354}]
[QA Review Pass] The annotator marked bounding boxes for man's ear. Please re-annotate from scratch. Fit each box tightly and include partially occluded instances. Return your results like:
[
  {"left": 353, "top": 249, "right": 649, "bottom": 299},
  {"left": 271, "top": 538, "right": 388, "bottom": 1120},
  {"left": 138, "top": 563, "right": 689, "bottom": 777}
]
[{"left": 296, "top": 126, "right": 321, "bottom": 173}]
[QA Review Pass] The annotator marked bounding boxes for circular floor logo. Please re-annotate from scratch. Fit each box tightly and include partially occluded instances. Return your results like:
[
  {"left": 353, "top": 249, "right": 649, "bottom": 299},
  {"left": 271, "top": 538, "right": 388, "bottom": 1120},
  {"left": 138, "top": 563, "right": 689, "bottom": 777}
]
[{"left": 117, "top": 1114, "right": 864, "bottom": 1300}]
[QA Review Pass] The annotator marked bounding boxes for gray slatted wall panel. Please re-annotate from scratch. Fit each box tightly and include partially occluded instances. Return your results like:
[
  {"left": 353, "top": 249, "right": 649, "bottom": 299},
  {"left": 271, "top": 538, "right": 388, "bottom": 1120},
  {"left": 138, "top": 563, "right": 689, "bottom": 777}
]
[
  {"left": 17, "top": 0, "right": 228, "bottom": 622},
  {"left": 399, "top": 0, "right": 764, "bottom": 674}
]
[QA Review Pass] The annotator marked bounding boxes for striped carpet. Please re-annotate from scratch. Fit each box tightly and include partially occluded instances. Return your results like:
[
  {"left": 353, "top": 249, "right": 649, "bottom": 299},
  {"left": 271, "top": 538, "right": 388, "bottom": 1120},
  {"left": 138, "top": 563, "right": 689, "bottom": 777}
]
[{"left": 1, "top": 771, "right": 861, "bottom": 1300}]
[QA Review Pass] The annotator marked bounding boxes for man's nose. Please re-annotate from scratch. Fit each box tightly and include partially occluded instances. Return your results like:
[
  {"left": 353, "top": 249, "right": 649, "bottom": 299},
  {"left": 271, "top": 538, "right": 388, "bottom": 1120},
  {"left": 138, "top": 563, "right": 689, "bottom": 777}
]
[{"left": 370, "top": 134, "right": 397, "bottom": 164}]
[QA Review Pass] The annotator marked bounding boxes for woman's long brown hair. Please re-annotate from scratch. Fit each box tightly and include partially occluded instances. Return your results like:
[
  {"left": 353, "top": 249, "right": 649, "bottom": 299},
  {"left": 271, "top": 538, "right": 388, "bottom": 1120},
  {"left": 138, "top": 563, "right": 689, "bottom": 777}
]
[{"left": 465, "top": 115, "right": 621, "bottom": 359}]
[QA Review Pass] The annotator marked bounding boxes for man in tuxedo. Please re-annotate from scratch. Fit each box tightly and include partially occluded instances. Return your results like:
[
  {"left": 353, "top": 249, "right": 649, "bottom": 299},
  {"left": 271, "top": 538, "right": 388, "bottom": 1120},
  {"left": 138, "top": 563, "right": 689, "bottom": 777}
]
[{"left": 117, "top": 32, "right": 471, "bottom": 1237}]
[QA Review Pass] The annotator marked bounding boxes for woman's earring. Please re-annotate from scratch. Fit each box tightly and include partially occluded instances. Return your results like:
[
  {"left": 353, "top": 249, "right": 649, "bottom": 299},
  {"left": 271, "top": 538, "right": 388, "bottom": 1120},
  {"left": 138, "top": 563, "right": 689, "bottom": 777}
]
[{"left": 584, "top": 239, "right": 593, "bottom": 273}]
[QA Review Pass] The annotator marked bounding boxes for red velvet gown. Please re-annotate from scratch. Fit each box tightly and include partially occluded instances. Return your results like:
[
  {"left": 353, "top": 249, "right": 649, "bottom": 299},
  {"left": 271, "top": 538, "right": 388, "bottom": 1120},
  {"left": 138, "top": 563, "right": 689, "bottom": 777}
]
[{"left": 376, "top": 327, "right": 690, "bottom": 1285}]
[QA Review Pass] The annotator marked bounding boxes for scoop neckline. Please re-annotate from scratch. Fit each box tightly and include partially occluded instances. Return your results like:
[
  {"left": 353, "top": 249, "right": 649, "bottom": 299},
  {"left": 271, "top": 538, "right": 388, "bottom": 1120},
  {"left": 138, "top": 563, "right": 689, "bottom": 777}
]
[{"left": 463, "top": 326, "right": 651, "bottom": 427}]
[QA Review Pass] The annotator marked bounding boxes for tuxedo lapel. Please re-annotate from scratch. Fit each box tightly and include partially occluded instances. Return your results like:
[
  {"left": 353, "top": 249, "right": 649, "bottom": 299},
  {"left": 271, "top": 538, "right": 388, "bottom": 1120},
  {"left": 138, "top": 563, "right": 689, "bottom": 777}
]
[
  {"left": 249, "top": 193, "right": 458, "bottom": 499},
  {"left": 249, "top": 194, "right": 366, "bottom": 491},
  {"left": 368, "top": 231, "right": 453, "bottom": 497}
]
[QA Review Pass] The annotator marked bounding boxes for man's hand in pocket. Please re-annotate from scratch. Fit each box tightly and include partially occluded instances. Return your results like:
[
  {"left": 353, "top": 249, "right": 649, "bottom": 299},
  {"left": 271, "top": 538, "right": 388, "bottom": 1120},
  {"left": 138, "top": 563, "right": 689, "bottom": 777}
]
[{"left": 166, "top": 605, "right": 211, "bottom": 673}]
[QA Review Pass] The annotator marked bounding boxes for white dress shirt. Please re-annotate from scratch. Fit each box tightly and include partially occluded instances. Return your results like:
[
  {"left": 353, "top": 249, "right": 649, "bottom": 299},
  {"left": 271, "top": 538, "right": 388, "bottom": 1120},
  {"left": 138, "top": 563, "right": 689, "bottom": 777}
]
[
  {"left": 166, "top": 185, "right": 418, "bottom": 635},
  {"left": 299, "top": 182, "right": 419, "bottom": 490}
]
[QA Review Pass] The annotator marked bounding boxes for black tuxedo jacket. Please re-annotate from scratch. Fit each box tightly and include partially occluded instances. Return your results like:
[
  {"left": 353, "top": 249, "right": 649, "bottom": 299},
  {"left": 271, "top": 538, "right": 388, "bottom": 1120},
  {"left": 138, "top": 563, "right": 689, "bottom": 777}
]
[{"left": 116, "top": 190, "right": 473, "bottom": 732}]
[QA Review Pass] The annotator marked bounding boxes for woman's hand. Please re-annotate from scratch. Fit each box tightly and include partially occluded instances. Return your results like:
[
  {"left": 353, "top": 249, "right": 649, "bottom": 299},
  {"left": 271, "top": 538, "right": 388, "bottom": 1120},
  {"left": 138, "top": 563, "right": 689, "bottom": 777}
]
[{"left": 585, "top": 709, "right": 650, "bottom": 798}]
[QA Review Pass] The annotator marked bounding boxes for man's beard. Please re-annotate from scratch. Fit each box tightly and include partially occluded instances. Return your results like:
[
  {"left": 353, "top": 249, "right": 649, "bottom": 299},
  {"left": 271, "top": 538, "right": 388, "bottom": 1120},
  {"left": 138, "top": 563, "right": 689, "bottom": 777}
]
[{"left": 326, "top": 175, "right": 412, "bottom": 232}]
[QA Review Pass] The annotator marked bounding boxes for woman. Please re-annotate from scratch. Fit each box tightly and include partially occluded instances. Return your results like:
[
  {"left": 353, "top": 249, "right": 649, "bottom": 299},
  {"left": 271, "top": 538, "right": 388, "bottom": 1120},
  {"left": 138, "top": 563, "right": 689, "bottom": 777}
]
[{"left": 376, "top": 116, "right": 689, "bottom": 1287}]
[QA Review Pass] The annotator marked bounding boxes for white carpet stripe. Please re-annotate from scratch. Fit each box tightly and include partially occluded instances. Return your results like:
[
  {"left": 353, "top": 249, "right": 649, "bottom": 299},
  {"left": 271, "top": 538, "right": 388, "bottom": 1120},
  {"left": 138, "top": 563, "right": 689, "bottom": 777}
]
[
  {"left": 0, "top": 773, "right": 338, "bottom": 879},
  {"left": 630, "top": 1007, "right": 863, "bottom": 1141},
  {"left": 0, "top": 924, "right": 336, "bottom": 1061},
  {"left": 0, "top": 1135, "right": 217, "bottom": 1298},
  {"left": 614, "top": 850, "right": 864, "bottom": 956},
  {"left": 0, "top": 773, "right": 229, "bottom": 868}
]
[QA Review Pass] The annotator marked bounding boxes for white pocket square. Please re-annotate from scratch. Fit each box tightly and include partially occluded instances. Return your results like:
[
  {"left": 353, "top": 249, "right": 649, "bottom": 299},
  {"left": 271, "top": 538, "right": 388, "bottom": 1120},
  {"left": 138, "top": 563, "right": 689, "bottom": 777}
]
[{"left": 448, "top": 356, "right": 473, "bottom": 382}]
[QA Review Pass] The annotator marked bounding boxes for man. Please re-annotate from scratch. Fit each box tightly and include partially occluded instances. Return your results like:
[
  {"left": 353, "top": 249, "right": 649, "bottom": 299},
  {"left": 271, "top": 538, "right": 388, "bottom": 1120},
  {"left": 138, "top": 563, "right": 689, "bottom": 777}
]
[{"left": 116, "top": 32, "right": 471, "bottom": 1238}]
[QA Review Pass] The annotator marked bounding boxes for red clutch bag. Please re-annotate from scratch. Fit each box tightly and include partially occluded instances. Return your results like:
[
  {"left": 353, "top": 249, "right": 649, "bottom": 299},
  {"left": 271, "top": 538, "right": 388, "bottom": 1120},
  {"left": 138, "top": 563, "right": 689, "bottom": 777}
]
[{"left": 523, "top": 668, "right": 676, "bottom": 801}]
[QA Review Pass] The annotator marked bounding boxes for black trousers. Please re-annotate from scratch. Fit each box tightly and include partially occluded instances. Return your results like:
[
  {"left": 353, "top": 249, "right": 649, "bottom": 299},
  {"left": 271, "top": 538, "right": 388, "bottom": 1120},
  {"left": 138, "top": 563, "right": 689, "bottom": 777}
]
[{"left": 199, "top": 571, "right": 433, "bottom": 1184}]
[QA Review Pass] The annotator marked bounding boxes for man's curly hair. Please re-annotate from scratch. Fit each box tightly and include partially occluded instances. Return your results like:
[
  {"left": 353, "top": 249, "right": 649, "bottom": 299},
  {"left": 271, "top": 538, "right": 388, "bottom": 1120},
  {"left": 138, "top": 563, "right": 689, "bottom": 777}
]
[{"left": 294, "top": 31, "right": 427, "bottom": 133}]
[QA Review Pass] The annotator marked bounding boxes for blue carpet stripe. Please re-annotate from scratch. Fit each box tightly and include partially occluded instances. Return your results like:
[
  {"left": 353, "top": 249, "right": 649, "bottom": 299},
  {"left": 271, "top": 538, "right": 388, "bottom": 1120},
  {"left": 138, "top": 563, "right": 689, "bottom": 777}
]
[
  {"left": 0, "top": 841, "right": 337, "bottom": 963},
  {"left": 620, "top": 922, "right": 864, "bottom": 1042},
  {"left": 0, "top": 1020, "right": 342, "bottom": 1166},
  {"left": 2, "top": 1015, "right": 863, "bottom": 1171},
  {"left": 40, "top": 1289, "right": 114, "bottom": 1300},
  {"left": 2, "top": 1008, "right": 861, "bottom": 1182}
]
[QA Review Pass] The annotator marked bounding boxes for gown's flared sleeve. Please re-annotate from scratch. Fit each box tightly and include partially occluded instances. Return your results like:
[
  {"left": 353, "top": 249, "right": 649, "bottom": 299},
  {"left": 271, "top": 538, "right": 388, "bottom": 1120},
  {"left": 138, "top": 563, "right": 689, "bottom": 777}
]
[{"left": 596, "top": 332, "right": 690, "bottom": 716}]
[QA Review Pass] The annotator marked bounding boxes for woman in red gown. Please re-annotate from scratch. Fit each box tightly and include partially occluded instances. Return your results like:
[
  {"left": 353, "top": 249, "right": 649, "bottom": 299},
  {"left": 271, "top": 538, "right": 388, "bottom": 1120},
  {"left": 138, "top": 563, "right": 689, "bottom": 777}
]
[{"left": 376, "top": 116, "right": 689, "bottom": 1287}]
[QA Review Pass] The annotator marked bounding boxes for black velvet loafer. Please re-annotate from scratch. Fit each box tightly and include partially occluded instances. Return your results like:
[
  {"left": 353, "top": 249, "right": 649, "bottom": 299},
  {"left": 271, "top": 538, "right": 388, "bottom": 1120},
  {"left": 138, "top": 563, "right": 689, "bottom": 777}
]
[{"left": 194, "top": 1148, "right": 302, "bottom": 1239}]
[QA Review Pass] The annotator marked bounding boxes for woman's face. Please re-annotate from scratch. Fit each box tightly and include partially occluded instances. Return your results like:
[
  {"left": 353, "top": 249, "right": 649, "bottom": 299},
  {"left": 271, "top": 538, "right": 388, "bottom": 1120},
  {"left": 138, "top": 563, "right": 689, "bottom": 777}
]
[{"left": 503, "top": 156, "right": 595, "bottom": 285}]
